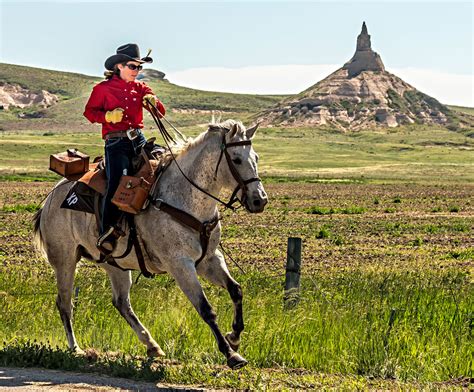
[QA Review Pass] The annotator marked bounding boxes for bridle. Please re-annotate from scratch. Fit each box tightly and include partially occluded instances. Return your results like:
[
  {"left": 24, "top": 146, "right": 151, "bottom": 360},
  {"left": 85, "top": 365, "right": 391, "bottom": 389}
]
[
  {"left": 149, "top": 103, "right": 261, "bottom": 211},
  {"left": 213, "top": 130, "right": 261, "bottom": 210}
]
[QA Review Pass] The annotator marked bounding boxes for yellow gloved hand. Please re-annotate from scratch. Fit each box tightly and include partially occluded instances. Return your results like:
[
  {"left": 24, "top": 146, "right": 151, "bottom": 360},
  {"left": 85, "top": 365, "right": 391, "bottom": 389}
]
[
  {"left": 143, "top": 94, "right": 156, "bottom": 108},
  {"left": 105, "top": 108, "right": 124, "bottom": 124}
]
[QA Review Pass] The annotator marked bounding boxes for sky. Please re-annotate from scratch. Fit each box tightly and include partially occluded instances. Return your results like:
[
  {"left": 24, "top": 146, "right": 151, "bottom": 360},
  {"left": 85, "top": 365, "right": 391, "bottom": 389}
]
[{"left": 1, "top": 1, "right": 473, "bottom": 106}]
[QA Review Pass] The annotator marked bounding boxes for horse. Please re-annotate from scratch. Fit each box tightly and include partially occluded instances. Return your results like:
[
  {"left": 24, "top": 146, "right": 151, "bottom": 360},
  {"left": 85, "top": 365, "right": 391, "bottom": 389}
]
[{"left": 32, "top": 120, "right": 268, "bottom": 369}]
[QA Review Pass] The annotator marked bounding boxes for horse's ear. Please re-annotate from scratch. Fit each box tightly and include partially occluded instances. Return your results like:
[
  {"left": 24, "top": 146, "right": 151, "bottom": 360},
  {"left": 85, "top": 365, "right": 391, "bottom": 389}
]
[
  {"left": 245, "top": 123, "right": 259, "bottom": 139},
  {"left": 228, "top": 123, "right": 239, "bottom": 139}
]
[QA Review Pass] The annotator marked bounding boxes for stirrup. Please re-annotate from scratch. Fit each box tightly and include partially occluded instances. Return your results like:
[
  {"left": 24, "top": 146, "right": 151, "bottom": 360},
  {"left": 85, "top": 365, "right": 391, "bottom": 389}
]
[{"left": 97, "top": 226, "right": 122, "bottom": 255}]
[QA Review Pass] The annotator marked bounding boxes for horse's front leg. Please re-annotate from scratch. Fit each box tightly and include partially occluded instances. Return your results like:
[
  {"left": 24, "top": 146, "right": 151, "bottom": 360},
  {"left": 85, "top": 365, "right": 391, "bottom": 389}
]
[
  {"left": 197, "top": 249, "right": 244, "bottom": 352},
  {"left": 103, "top": 264, "right": 165, "bottom": 357},
  {"left": 169, "top": 257, "right": 247, "bottom": 370}
]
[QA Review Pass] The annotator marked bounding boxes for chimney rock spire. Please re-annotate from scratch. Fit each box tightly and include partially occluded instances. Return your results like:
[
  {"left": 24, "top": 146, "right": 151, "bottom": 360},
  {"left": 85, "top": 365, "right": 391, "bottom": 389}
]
[{"left": 343, "top": 22, "right": 385, "bottom": 77}]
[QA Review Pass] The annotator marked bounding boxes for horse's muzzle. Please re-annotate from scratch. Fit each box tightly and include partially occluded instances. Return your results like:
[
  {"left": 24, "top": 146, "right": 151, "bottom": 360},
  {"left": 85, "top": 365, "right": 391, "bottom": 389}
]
[{"left": 245, "top": 188, "right": 268, "bottom": 213}]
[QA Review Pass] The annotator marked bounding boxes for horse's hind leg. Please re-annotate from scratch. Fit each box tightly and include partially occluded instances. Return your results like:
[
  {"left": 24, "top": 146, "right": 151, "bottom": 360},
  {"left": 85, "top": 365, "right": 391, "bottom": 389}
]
[
  {"left": 197, "top": 249, "right": 243, "bottom": 352},
  {"left": 49, "top": 246, "right": 83, "bottom": 354},
  {"left": 170, "top": 258, "right": 247, "bottom": 370},
  {"left": 104, "top": 264, "right": 165, "bottom": 357}
]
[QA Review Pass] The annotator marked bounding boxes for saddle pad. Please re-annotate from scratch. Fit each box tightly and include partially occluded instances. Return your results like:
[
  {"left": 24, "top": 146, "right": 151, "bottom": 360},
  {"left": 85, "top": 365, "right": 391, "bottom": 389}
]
[{"left": 61, "top": 181, "right": 97, "bottom": 214}]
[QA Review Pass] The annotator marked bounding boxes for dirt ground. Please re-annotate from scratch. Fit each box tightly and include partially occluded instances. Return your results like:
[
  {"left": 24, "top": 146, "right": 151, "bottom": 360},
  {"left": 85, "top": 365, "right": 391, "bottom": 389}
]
[{"left": 0, "top": 367, "right": 217, "bottom": 392}]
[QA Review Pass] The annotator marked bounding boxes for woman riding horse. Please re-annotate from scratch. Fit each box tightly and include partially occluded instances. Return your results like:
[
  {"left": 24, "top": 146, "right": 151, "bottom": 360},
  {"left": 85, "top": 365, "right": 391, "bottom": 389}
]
[
  {"left": 34, "top": 119, "right": 267, "bottom": 369},
  {"left": 83, "top": 43, "right": 166, "bottom": 254}
]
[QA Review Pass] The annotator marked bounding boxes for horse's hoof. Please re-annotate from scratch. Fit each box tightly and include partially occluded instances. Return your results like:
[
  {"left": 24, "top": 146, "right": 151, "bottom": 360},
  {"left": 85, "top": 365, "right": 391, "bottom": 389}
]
[
  {"left": 72, "top": 347, "right": 86, "bottom": 356},
  {"left": 147, "top": 346, "right": 165, "bottom": 358},
  {"left": 225, "top": 332, "right": 240, "bottom": 351},
  {"left": 227, "top": 352, "right": 248, "bottom": 370}
]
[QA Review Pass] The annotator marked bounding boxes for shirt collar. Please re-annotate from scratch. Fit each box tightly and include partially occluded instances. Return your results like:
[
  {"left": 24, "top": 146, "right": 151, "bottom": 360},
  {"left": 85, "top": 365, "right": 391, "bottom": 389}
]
[{"left": 112, "top": 75, "right": 136, "bottom": 86}]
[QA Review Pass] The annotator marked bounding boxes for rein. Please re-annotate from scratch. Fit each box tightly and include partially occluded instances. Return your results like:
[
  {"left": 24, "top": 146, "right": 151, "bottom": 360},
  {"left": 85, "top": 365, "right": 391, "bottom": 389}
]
[
  {"left": 145, "top": 101, "right": 261, "bottom": 266},
  {"left": 146, "top": 100, "right": 261, "bottom": 211}
]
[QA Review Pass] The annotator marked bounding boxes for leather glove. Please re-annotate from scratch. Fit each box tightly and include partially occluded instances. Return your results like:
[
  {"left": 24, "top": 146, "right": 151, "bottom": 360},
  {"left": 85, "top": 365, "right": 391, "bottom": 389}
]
[
  {"left": 143, "top": 94, "right": 157, "bottom": 108},
  {"left": 105, "top": 108, "right": 124, "bottom": 124}
]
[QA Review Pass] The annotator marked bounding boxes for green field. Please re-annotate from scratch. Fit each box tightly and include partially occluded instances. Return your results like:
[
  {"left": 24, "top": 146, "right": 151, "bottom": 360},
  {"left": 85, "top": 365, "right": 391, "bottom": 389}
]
[
  {"left": 0, "top": 63, "right": 473, "bottom": 390},
  {"left": 1, "top": 182, "right": 473, "bottom": 389},
  {"left": 1, "top": 124, "right": 473, "bottom": 183}
]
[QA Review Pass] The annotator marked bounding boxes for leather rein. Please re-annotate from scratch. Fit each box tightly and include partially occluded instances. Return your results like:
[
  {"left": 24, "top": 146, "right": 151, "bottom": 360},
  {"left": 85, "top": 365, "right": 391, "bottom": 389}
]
[{"left": 146, "top": 104, "right": 261, "bottom": 265}]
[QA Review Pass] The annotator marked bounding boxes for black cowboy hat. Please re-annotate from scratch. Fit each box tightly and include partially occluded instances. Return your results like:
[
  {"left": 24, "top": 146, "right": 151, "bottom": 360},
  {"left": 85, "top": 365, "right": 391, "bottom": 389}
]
[{"left": 104, "top": 43, "right": 153, "bottom": 71}]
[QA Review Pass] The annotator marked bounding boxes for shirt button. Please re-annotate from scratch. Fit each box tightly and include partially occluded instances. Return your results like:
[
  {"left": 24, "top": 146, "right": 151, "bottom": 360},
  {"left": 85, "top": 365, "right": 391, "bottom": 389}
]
[
  {"left": 124, "top": 89, "right": 127, "bottom": 92},
  {"left": 125, "top": 106, "right": 129, "bottom": 109},
  {"left": 125, "top": 98, "right": 128, "bottom": 100},
  {"left": 133, "top": 98, "right": 136, "bottom": 101}
]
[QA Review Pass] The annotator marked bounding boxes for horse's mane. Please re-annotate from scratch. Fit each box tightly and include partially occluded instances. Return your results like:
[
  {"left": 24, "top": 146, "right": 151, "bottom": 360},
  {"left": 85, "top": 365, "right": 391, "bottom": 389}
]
[{"left": 161, "top": 119, "right": 245, "bottom": 163}]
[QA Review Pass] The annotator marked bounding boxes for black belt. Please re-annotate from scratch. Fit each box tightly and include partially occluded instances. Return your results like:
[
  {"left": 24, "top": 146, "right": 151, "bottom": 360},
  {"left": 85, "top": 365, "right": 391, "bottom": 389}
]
[{"left": 105, "top": 129, "right": 142, "bottom": 140}]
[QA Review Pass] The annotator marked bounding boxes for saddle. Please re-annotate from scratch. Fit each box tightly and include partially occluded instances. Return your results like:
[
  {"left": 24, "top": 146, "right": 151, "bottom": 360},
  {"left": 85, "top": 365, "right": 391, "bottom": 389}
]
[{"left": 61, "top": 138, "right": 167, "bottom": 216}]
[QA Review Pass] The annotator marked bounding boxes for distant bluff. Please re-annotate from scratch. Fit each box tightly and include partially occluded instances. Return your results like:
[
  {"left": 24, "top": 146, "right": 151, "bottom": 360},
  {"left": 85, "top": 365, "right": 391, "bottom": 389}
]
[{"left": 258, "top": 22, "right": 456, "bottom": 130}]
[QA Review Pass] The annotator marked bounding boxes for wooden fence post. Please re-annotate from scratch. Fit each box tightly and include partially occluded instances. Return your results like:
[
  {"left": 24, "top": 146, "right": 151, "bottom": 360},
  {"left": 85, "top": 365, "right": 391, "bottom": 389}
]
[{"left": 284, "top": 237, "right": 302, "bottom": 308}]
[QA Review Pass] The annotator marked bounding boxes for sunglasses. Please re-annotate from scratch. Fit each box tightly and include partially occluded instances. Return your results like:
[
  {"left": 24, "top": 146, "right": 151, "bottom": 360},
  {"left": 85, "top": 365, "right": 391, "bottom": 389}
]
[{"left": 124, "top": 63, "right": 143, "bottom": 71}]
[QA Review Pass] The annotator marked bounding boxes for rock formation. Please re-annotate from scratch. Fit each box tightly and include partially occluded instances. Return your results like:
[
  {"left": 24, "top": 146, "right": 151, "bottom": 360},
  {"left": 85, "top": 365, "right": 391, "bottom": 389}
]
[
  {"left": 258, "top": 22, "right": 454, "bottom": 130},
  {"left": 343, "top": 22, "right": 385, "bottom": 77},
  {"left": 137, "top": 68, "right": 166, "bottom": 82},
  {"left": 0, "top": 82, "right": 58, "bottom": 110}
]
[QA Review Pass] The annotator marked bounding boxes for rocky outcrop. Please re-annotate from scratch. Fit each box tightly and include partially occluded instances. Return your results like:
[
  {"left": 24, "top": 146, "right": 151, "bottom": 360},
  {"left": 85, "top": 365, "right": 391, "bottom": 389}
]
[
  {"left": 343, "top": 22, "right": 385, "bottom": 77},
  {"left": 137, "top": 68, "right": 166, "bottom": 81},
  {"left": 257, "top": 22, "right": 453, "bottom": 130},
  {"left": 0, "top": 82, "right": 58, "bottom": 110}
]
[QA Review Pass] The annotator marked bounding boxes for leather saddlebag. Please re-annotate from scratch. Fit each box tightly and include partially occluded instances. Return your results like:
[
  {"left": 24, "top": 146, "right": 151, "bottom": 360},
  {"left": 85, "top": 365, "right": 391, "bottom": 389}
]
[
  {"left": 50, "top": 149, "right": 90, "bottom": 179},
  {"left": 112, "top": 176, "right": 152, "bottom": 214}
]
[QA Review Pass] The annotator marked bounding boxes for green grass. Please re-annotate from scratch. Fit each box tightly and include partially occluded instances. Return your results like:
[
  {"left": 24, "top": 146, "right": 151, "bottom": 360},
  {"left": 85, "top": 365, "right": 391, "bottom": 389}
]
[
  {"left": 0, "top": 203, "right": 40, "bottom": 213},
  {"left": 3, "top": 344, "right": 462, "bottom": 390},
  {"left": 1, "top": 180, "right": 472, "bottom": 388},
  {"left": 0, "top": 63, "right": 96, "bottom": 99},
  {"left": 1, "top": 124, "right": 473, "bottom": 183},
  {"left": 1, "top": 266, "right": 472, "bottom": 384},
  {"left": 306, "top": 206, "right": 366, "bottom": 215}
]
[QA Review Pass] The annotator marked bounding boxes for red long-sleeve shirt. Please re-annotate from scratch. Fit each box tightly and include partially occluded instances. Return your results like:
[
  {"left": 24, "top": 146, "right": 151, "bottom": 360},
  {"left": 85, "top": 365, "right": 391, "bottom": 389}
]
[{"left": 83, "top": 75, "right": 166, "bottom": 139}]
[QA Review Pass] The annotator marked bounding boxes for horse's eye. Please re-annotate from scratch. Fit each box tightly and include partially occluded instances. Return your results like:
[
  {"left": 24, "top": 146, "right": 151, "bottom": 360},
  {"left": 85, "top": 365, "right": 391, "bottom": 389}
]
[{"left": 232, "top": 157, "right": 242, "bottom": 165}]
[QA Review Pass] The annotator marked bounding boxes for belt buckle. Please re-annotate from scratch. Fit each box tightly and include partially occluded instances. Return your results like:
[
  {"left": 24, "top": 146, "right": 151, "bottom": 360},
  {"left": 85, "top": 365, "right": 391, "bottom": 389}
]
[{"left": 127, "top": 129, "right": 138, "bottom": 140}]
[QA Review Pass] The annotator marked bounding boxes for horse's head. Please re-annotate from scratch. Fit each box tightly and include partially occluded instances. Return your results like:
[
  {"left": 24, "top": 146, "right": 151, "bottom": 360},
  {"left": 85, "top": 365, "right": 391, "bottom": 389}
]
[{"left": 211, "top": 120, "right": 268, "bottom": 213}]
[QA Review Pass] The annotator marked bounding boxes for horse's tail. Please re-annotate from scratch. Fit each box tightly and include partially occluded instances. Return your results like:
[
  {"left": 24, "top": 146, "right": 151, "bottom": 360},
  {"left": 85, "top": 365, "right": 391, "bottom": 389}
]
[{"left": 32, "top": 207, "right": 46, "bottom": 258}]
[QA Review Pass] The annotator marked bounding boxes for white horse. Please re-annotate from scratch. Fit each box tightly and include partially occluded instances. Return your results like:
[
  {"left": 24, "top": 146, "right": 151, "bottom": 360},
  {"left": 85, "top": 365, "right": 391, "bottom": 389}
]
[{"left": 33, "top": 120, "right": 268, "bottom": 369}]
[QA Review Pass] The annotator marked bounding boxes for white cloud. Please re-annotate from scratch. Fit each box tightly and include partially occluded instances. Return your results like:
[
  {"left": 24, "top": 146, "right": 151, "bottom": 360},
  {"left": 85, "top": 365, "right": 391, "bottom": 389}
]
[
  {"left": 167, "top": 64, "right": 339, "bottom": 95},
  {"left": 167, "top": 65, "right": 473, "bottom": 107}
]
